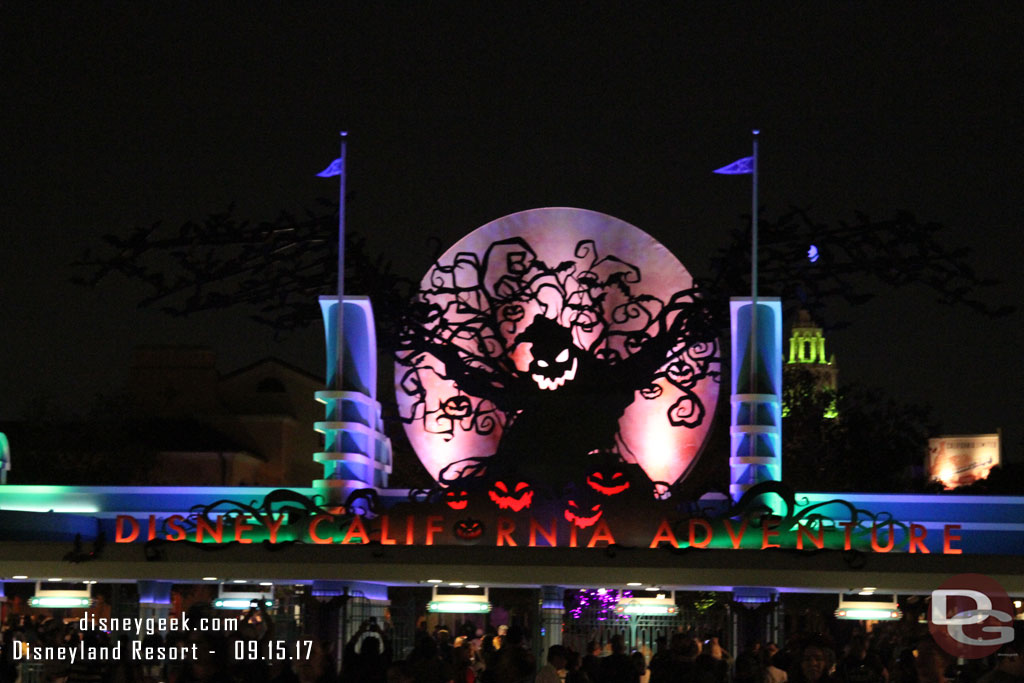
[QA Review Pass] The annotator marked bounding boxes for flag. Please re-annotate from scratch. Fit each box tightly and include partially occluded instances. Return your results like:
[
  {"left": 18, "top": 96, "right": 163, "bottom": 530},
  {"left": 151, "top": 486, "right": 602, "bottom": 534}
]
[
  {"left": 317, "top": 158, "right": 343, "bottom": 178},
  {"left": 712, "top": 156, "right": 754, "bottom": 175}
]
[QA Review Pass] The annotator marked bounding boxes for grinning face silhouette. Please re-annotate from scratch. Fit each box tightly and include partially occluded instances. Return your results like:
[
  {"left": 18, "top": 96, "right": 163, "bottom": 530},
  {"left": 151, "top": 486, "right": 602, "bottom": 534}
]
[{"left": 515, "top": 315, "right": 580, "bottom": 391}]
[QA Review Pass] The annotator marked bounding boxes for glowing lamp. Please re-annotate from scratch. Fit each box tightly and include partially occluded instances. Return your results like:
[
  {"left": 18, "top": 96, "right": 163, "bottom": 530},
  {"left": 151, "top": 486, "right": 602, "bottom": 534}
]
[
  {"left": 216, "top": 583, "right": 272, "bottom": 610},
  {"left": 615, "top": 592, "right": 678, "bottom": 616},
  {"left": 617, "top": 603, "right": 678, "bottom": 616},
  {"left": 834, "top": 608, "right": 901, "bottom": 621},
  {"left": 427, "top": 600, "right": 493, "bottom": 614},
  {"left": 29, "top": 596, "right": 92, "bottom": 608},
  {"left": 214, "top": 598, "right": 273, "bottom": 610},
  {"left": 428, "top": 586, "right": 491, "bottom": 614},
  {"left": 836, "top": 593, "right": 900, "bottom": 621},
  {"left": 31, "top": 581, "right": 91, "bottom": 609}
]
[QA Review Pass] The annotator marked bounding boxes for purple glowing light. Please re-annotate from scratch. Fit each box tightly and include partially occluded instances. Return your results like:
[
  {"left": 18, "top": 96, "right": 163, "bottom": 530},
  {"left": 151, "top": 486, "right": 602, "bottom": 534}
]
[
  {"left": 568, "top": 588, "right": 633, "bottom": 620},
  {"left": 317, "top": 158, "right": 343, "bottom": 178},
  {"left": 713, "top": 156, "right": 754, "bottom": 175}
]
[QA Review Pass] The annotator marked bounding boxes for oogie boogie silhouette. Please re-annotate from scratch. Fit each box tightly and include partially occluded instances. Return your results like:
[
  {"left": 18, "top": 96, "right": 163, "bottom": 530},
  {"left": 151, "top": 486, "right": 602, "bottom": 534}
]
[{"left": 395, "top": 210, "right": 719, "bottom": 502}]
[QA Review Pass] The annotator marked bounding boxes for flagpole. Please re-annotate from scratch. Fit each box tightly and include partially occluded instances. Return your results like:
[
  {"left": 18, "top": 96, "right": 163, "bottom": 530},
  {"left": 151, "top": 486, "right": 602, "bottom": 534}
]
[
  {"left": 749, "top": 129, "right": 759, "bottom": 458},
  {"left": 335, "top": 131, "right": 348, "bottom": 394}
]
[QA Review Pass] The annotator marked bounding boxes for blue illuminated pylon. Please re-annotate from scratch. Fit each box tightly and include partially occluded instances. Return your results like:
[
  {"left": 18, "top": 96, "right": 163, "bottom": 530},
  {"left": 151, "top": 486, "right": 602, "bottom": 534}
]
[
  {"left": 313, "top": 296, "right": 392, "bottom": 502},
  {"left": 729, "top": 298, "right": 782, "bottom": 509}
]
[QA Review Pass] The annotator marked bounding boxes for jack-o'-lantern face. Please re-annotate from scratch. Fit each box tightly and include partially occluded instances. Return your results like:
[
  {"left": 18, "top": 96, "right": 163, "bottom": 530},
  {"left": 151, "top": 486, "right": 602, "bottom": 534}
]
[
  {"left": 564, "top": 499, "right": 603, "bottom": 528},
  {"left": 441, "top": 395, "right": 473, "bottom": 420},
  {"left": 586, "top": 465, "right": 630, "bottom": 496},
  {"left": 530, "top": 347, "right": 578, "bottom": 391},
  {"left": 516, "top": 316, "right": 580, "bottom": 391},
  {"left": 488, "top": 480, "right": 534, "bottom": 512},
  {"left": 453, "top": 518, "right": 485, "bottom": 541},
  {"left": 444, "top": 489, "right": 469, "bottom": 510}
]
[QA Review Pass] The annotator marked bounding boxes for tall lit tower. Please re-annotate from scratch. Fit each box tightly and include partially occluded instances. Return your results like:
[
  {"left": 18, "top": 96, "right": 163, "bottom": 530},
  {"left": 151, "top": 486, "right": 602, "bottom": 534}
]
[{"left": 784, "top": 310, "right": 838, "bottom": 418}]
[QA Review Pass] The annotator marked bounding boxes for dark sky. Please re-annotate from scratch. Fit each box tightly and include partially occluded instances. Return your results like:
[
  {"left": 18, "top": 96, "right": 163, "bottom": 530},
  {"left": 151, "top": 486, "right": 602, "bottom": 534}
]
[{"left": 3, "top": 4, "right": 1022, "bottom": 460}]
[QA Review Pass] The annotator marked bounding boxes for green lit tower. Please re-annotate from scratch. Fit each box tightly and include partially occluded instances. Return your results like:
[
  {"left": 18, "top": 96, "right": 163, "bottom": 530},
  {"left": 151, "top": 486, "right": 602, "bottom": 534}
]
[{"left": 784, "top": 310, "right": 838, "bottom": 418}]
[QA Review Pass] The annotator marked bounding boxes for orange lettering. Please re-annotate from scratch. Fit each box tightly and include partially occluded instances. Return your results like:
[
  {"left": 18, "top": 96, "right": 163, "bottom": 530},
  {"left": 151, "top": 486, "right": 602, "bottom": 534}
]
[
  {"left": 909, "top": 524, "right": 929, "bottom": 553},
  {"left": 688, "top": 519, "right": 713, "bottom": 548},
  {"left": 425, "top": 515, "right": 444, "bottom": 546},
  {"left": 309, "top": 515, "right": 335, "bottom": 544},
  {"left": 943, "top": 524, "right": 962, "bottom": 554},
  {"left": 406, "top": 516, "right": 415, "bottom": 545},
  {"left": 529, "top": 517, "right": 557, "bottom": 547},
  {"left": 165, "top": 515, "right": 186, "bottom": 542},
  {"left": 115, "top": 515, "right": 139, "bottom": 543},
  {"left": 841, "top": 521, "right": 857, "bottom": 550},
  {"left": 649, "top": 519, "right": 679, "bottom": 548},
  {"left": 497, "top": 517, "right": 517, "bottom": 546},
  {"left": 234, "top": 515, "right": 254, "bottom": 544},
  {"left": 147, "top": 515, "right": 157, "bottom": 541},
  {"left": 343, "top": 516, "right": 369, "bottom": 544},
  {"left": 379, "top": 515, "right": 397, "bottom": 545},
  {"left": 586, "top": 519, "right": 616, "bottom": 548},
  {"left": 761, "top": 523, "right": 781, "bottom": 549},
  {"left": 262, "top": 514, "right": 284, "bottom": 544},
  {"left": 870, "top": 523, "right": 895, "bottom": 553},
  {"left": 723, "top": 519, "right": 748, "bottom": 549},
  {"left": 796, "top": 523, "right": 824, "bottom": 550},
  {"left": 196, "top": 516, "right": 224, "bottom": 544}
]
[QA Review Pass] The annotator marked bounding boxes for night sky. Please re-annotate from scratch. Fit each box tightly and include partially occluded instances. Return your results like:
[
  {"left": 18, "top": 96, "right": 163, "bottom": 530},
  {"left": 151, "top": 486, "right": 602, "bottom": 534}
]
[{"left": 3, "top": 4, "right": 1022, "bottom": 461}]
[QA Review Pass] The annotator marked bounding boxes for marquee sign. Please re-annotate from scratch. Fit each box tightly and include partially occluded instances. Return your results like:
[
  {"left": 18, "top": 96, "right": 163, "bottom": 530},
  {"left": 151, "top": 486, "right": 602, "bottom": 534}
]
[
  {"left": 110, "top": 483, "right": 968, "bottom": 556},
  {"left": 394, "top": 208, "right": 720, "bottom": 495}
]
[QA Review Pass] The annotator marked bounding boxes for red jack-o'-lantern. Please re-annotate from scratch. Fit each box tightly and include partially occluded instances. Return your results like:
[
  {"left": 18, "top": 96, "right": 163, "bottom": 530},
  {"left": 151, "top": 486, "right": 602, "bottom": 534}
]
[
  {"left": 586, "top": 466, "right": 631, "bottom": 496},
  {"left": 564, "top": 499, "right": 603, "bottom": 529},
  {"left": 453, "top": 518, "right": 485, "bottom": 542},
  {"left": 444, "top": 489, "right": 469, "bottom": 510},
  {"left": 488, "top": 481, "right": 534, "bottom": 512}
]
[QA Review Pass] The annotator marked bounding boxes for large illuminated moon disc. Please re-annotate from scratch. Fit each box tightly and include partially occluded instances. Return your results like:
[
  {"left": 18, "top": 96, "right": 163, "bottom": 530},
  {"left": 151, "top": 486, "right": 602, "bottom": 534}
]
[{"left": 395, "top": 207, "right": 719, "bottom": 486}]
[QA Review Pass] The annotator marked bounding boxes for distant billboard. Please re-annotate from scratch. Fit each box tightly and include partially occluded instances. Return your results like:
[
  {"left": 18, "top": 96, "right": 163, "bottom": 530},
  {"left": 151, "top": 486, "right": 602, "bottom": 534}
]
[{"left": 927, "top": 434, "right": 1000, "bottom": 489}]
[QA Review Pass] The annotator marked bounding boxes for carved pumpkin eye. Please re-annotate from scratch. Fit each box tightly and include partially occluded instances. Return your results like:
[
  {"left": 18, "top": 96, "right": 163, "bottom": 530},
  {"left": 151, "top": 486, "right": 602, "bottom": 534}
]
[
  {"left": 536, "top": 360, "right": 549, "bottom": 368},
  {"left": 555, "top": 348, "right": 570, "bottom": 363}
]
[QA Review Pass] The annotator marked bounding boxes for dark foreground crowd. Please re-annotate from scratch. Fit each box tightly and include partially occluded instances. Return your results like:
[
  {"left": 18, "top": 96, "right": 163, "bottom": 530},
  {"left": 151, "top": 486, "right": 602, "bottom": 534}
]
[{"left": 2, "top": 613, "right": 1022, "bottom": 683}]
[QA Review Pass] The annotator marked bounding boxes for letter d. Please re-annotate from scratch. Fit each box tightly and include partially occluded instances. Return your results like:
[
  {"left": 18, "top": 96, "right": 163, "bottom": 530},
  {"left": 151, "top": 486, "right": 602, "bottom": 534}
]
[
  {"left": 115, "top": 515, "right": 139, "bottom": 543},
  {"left": 932, "top": 589, "right": 992, "bottom": 626}
]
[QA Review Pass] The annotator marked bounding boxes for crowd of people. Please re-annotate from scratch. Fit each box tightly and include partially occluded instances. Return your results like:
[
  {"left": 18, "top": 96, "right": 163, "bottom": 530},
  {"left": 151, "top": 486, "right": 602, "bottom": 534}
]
[
  {"left": 338, "top": 618, "right": 1023, "bottom": 683},
  {"left": 2, "top": 610, "right": 1022, "bottom": 683}
]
